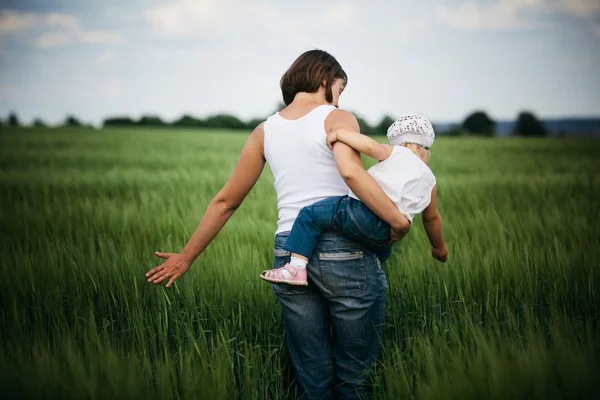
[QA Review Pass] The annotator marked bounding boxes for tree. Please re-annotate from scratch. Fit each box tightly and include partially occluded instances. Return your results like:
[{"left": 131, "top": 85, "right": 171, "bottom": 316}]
[
  {"left": 205, "top": 114, "right": 246, "bottom": 129},
  {"left": 462, "top": 111, "right": 495, "bottom": 136},
  {"left": 514, "top": 111, "right": 547, "bottom": 137},
  {"left": 172, "top": 115, "right": 206, "bottom": 128},
  {"left": 103, "top": 116, "right": 136, "bottom": 127},
  {"left": 138, "top": 115, "right": 165, "bottom": 126},
  {"left": 65, "top": 115, "right": 82, "bottom": 127},
  {"left": 33, "top": 118, "right": 47, "bottom": 128},
  {"left": 357, "top": 117, "right": 376, "bottom": 135},
  {"left": 246, "top": 118, "right": 264, "bottom": 130},
  {"left": 8, "top": 112, "right": 19, "bottom": 127},
  {"left": 376, "top": 115, "right": 395, "bottom": 136},
  {"left": 443, "top": 125, "right": 466, "bottom": 137},
  {"left": 351, "top": 112, "right": 376, "bottom": 135}
]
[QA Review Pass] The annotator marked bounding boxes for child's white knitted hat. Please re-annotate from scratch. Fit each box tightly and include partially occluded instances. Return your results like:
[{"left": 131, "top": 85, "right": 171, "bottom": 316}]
[{"left": 387, "top": 114, "right": 435, "bottom": 149}]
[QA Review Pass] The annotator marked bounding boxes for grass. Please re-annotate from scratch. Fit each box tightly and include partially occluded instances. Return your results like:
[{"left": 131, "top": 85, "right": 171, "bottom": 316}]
[{"left": 1, "top": 127, "right": 599, "bottom": 399}]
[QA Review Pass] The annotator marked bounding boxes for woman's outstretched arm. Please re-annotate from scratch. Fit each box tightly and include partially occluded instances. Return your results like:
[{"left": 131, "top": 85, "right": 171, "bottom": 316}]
[{"left": 146, "top": 123, "right": 266, "bottom": 287}]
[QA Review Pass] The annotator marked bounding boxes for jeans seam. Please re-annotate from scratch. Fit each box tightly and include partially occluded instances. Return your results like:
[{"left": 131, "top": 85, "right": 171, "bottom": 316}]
[
  {"left": 318, "top": 251, "right": 363, "bottom": 261},
  {"left": 274, "top": 249, "right": 291, "bottom": 257}
]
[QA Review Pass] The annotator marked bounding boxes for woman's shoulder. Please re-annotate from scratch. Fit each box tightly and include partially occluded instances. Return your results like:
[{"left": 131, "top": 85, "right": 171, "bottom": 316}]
[
  {"left": 327, "top": 108, "right": 357, "bottom": 122},
  {"left": 324, "top": 108, "right": 359, "bottom": 133},
  {"left": 247, "top": 122, "right": 265, "bottom": 151}
]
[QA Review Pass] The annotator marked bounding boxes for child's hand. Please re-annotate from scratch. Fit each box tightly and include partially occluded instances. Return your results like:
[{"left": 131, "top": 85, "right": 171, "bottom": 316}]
[
  {"left": 326, "top": 131, "right": 338, "bottom": 149},
  {"left": 432, "top": 244, "right": 448, "bottom": 263}
]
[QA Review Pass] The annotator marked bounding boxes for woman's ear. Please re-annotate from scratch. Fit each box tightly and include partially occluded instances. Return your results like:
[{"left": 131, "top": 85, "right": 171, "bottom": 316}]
[{"left": 322, "top": 79, "right": 327, "bottom": 88}]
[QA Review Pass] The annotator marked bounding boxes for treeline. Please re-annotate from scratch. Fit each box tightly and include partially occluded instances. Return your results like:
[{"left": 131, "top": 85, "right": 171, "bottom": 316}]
[
  {"left": 1, "top": 109, "right": 550, "bottom": 137},
  {"left": 447, "top": 110, "right": 548, "bottom": 137},
  {"left": 102, "top": 114, "right": 264, "bottom": 131},
  {"left": 0, "top": 112, "right": 94, "bottom": 129}
]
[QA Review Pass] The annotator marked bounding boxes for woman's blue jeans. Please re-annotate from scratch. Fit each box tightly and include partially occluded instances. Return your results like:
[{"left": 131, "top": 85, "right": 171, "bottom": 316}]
[{"left": 272, "top": 232, "right": 388, "bottom": 400}]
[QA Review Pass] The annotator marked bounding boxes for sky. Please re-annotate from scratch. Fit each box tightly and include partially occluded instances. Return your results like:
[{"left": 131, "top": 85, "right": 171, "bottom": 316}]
[{"left": 0, "top": 0, "right": 599, "bottom": 126}]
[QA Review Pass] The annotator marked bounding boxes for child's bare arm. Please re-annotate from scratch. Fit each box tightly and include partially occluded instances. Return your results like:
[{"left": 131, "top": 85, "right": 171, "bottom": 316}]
[
  {"left": 422, "top": 186, "right": 448, "bottom": 262},
  {"left": 327, "top": 129, "right": 393, "bottom": 162}
]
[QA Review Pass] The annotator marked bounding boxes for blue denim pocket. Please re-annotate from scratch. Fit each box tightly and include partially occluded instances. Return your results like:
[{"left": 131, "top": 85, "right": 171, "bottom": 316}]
[{"left": 318, "top": 250, "right": 367, "bottom": 295}]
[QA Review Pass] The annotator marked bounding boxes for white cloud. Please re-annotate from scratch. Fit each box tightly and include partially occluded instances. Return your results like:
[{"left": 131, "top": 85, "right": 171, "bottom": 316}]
[
  {"left": 144, "top": 0, "right": 355, "bottom": 37},
  {"left": 435, "top": 0, "right": 544, "bottom": 31},
  {"left": 79, "top": 30, "right": 121, "bottom": 45},
  {"left": 555, "top": 0, "right": 600, "bottom": 17},
  {"left": 0, "top": 10, "right": 121, "bottom": 48},
  {"left": 36, "top": 32, "right": 72, "bottom": 48},
  {"left": 45, "top": 13, "right": 79, "bottom": 30},
  {"left": 144, "top": 0, "right": 257, "bottom": 36},
  {"left": 0, "top": 11, "right": 37, "bottom": 36},
  {"left": 37, "top": 13, "right": 122, "bottom": 48},
  {"left": 437, "top": 0, "right": 600, "bottom": 32}
]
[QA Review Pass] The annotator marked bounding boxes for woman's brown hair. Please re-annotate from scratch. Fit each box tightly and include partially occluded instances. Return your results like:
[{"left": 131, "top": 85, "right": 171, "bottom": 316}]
[{"left": 280, "top": 49, "right": 348, "bottom": 106}]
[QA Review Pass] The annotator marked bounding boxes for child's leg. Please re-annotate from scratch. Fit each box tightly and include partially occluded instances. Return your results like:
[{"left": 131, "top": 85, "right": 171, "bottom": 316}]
[
  {"left": 337, "top": 198, "right": 394, "bottom": 252},
  {"left": 282, "top": 196, "right": 345, "bottom": 259}
]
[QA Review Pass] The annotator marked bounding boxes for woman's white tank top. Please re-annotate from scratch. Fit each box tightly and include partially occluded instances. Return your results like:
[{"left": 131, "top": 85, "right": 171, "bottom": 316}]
[{"left": 264, "top": 105, "right": 349, "bottom": 234}]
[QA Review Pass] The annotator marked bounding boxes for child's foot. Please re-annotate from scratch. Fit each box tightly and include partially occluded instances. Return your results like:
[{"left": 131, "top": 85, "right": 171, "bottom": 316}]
[{"left": 260, "top": 263, "right": 308, "bottom": 286}]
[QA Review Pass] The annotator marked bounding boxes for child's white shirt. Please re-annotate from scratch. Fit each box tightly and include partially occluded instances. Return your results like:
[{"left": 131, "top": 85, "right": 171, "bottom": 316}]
[{"left": 348, "top": 145, "right": 436, "bottom": 223}]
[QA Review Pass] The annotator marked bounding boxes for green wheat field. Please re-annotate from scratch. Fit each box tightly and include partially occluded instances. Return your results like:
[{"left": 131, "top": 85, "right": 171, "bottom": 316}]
[{"left": 1, "top": 127, "right": 599, "bottom": 399}]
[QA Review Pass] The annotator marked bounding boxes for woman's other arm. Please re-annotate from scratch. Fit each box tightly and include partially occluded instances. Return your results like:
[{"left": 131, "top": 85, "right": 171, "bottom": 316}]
[
  {"left": 146, "top": 123, "right": 266, "bottom": 286},
  {"left": 326, "top": 109, "right": 410, "bottom": 237}
]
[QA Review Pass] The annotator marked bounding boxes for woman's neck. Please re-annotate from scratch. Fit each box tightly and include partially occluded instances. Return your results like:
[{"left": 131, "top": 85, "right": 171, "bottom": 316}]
[
  {"left": 293, "top": 91, "right": 328, "bottom": 105},
  {"left": 279, "top": 92, "right": 329, "bottom": 120}
]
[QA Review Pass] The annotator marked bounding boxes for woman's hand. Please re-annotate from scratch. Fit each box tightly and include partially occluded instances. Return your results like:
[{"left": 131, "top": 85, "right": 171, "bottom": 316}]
[
  {"left": 387, "top": 214, "right": 411, "bottom": 245},
  {"left": 389, "top": 227, "right": 408, "bottom": 244},
  {"left": 146, "top": 252, "right": 193, "bottom": 288}
]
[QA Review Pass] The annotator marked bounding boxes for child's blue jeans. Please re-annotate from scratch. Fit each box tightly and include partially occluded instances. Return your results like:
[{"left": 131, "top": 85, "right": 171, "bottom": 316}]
[{"left": 283, "top": 196, "right": 393, "bottom": 264}]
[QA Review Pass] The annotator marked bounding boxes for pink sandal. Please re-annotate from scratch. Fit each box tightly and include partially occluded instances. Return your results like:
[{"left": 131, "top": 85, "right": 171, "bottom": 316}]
[{"left": 260, "top": 263, "right": 308, "bottom": 286}]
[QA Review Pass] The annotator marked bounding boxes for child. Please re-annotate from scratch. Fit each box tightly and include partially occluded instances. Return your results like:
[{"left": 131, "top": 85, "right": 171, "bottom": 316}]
[{"left": 260, "top": 114, "right": 448, "bottom": 286}]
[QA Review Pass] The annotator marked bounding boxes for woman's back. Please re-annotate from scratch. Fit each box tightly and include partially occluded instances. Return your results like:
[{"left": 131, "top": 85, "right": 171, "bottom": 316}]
[{"left": 264, "top": 104, "right": 349, "bottom": 234}]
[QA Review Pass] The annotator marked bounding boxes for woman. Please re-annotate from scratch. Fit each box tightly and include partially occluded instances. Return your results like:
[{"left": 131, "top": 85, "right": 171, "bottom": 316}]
[{"left": 146, "top": 50, "right": 409, "bottom": 399}]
